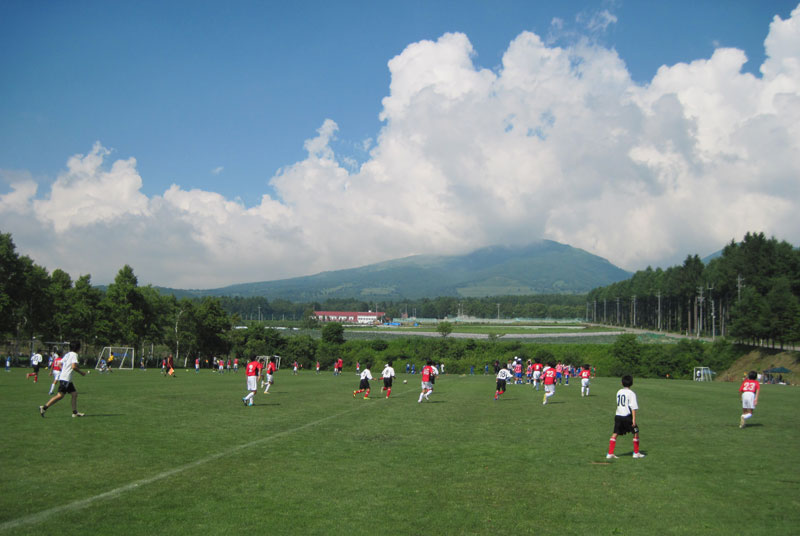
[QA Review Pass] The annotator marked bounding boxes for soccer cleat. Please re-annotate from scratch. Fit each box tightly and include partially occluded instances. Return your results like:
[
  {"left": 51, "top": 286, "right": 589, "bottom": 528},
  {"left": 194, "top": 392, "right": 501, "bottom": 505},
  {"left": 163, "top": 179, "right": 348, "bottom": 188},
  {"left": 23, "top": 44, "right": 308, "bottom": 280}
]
[
  {"left": 39, "top": 406, "right": 46, "bottom": 417},
  {"left": 606, "top": 454, "right": 618, "bottom": 459},
  {"left": 632, "top": 453, "right": 646, "bottom": 459},
  {"left": 353, "top": 391, "right": 357, "bottom": 398},
  {"left": 739, "top": 415, "right": 746, "bottom": 428},
  {"left": 242, "top": 397, "right": 248, "bottom": 406},
  {"left": 72, "top": 412, "right": 85, "bottom": 418},
  {"left": 248, "top": 401, "right": 253, "bottom": 407}
]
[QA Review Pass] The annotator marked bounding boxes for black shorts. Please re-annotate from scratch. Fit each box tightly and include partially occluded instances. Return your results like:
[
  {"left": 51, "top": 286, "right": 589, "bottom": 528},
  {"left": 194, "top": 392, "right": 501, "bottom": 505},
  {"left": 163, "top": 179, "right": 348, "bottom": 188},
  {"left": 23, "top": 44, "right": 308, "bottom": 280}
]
[
  {"left": 383, "top": 378, "right": 393, "bottom": 388},
  {"left": 613, "top": 415, "right": 639, "bottom": 436},
  {"left": 57, "top": 380, "right": 76, "bottom": 394},
  {"left": 496, "top": 379, "right": 507, "bottom": 391},
  {"left": 359, "top": 378, "right": 370, "bottom": 390},
  {"left": 32, "top": 365, "right": 40, "bottom": 373}
]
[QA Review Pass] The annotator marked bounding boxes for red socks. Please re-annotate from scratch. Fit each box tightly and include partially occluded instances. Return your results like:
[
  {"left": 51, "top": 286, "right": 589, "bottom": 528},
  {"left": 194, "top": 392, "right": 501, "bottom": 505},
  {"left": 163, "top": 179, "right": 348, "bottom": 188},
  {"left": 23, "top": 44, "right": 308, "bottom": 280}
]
[
  {"left": 608, "top": 437, "right": 616, "bottom": 455},
  {"left": 386, "top": 388, "right": 391, "bottom": 398},
  {"left": 633, "top": 438, "right": 639, "bottom": 454}
]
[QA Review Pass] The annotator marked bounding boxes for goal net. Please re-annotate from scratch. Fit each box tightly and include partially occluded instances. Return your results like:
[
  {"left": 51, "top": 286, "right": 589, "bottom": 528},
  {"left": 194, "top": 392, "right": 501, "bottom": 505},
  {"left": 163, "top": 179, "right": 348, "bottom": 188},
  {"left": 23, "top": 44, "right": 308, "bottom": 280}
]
[
  {"left": 693, "top": 366, "right": 713, "bottom": 382},
  {"left": 257, "top": 355, "right": 281, "bottom": 369},
  {"left": 97, "top": 347, "right": 135, "bottom": 370}
]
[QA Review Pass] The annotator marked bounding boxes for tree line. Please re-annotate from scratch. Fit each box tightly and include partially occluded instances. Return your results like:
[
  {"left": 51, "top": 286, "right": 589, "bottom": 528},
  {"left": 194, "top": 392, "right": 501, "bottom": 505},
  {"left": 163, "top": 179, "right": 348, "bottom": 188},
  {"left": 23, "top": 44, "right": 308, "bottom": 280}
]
[{"left": 586, "top": 232, "right": 800, "bottom": 347}]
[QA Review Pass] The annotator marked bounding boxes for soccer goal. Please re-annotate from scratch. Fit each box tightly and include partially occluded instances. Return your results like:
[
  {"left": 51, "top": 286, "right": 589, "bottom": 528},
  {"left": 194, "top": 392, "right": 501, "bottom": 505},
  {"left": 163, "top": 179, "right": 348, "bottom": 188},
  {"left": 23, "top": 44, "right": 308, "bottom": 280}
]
[
  {"left": 693, "top": 366, "right": 714, "bottom": 382},
  {"left": 257, "top": 355, "right": 281, "bottom": 369},
  {"left": 97, "top": 347, "right": 135, "bottom": 370}
]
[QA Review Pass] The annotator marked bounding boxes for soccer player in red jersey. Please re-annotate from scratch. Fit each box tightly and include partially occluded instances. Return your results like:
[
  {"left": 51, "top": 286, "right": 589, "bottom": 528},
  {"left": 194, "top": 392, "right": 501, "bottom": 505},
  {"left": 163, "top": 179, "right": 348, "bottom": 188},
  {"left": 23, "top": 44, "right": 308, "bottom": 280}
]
[
  {"left": 418, "top": 361, "right": 436, "bottom": 403},
  {"left": 579, "top": 364, "right": 592, "bottom": 397},
  {"left": 263, "top": 357, "right": 277, "bottom": 394},
  {"left": 532, "top": 360, "right": 544, "bottom": 391},
  {"left": 739, "top": 370, "right": 760, "bottom": 428},
  {"left": 48, "top": 350, "right": 63, "bottom": 396},
  {"left": 242, "top": 356, "right": 263, "bottom": 406},
  {"left": 542, "top": 362, "right": 557, "bottom": 405}
]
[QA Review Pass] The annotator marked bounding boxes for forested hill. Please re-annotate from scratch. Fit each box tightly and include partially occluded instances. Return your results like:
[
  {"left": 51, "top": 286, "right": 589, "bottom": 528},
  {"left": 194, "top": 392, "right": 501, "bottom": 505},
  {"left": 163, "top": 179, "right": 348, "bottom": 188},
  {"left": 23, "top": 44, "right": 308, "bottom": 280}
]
[
  {"left": 160, "top": 240, "right": 631, "bottom": 301},
  {"left": 587, "top": 232, "right": 800, "bottom": 346}
]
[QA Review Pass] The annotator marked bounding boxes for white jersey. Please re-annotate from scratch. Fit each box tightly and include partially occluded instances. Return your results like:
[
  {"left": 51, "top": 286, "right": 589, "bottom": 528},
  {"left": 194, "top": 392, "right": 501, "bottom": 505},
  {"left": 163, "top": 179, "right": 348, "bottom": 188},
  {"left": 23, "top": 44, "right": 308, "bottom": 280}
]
[
  {"left": 31, "top": 353, "right": 43, "bottom": 366},
  {"left": 381, "top": 365, "right": 395, "bottom": 378},
  {"left": 360, "top": 369, "right": 373, "bottom": 381},
  {"left": 615, "top": 387, "right": 638, "bottom": 417},
  {"left": 58, "top": 352, "right": 79, "bottom": 383},
  {"left": 496, "top": 369, "right": 513, "bottom": 381}
]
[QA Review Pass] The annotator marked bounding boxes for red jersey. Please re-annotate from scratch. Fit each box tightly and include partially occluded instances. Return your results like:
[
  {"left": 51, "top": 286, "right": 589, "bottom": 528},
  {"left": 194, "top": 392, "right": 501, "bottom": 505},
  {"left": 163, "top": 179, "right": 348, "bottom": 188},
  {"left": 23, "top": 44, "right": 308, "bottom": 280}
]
[
  {"left": 543, "top": 368, "right": 557, "bottom": 385},
  {"left": 246, "top": 361, "right": 263, "bottom": 376},
  {"left": 555, "top": 364, "right": 563, "bottom": 373},
  {"left": 266, "top": 362, "right": 277, "bottom": 375},
  {"left": 739, "top": 379, "right": 760, "bottom": 394},
  {"left": 337, "top": 359, "right": 343, "bottom": 369},
  {"left": 533, "top": 363, "right": 543, "bottom": 372},
  {"left": 580, "top": 369, "right": 591, "bottom": 379},
  {"left": 195, "top": 358, "right": 200, "bottom": 366},
  {"left": 421, "top": 366, "right": 434, "bottom": 382},
  {"left": 53, "top": 357, "right": 63, "bottom": 372},
  {"left": 514, "top": 364, "right": 523, "bottom": 374}
]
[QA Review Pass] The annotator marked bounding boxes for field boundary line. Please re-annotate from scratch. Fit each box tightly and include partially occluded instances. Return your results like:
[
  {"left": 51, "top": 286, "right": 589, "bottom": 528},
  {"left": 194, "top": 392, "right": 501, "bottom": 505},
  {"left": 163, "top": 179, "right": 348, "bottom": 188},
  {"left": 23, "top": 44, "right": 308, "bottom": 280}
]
[{"left": 0, "top": 394, "right": 401, "bottom": 533}]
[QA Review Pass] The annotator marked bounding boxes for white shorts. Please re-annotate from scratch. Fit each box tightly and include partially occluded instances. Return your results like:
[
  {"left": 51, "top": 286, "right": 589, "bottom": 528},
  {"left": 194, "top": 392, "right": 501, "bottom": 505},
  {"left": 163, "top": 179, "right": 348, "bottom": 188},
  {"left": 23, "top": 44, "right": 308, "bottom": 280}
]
[
  {"left": 742, "top": 391, "right": 756, "bottom": 409},
  {"left": 533, "top": 371, "right": 541, "bottom": 380},
  {"left": 246, "top": 376, "right": 257, "bottom": 391},
  {"left": 545, "top": 384, "right": 555, "bottom": 394},
  {"left": 421, "top": 381, "right": 433, "bottom": 390},
  {"left": 266, "top": 374, "right": 274, "bottom": 383},
  {"left": 581, "top": 378, "right": 590, "bottom": 388}
]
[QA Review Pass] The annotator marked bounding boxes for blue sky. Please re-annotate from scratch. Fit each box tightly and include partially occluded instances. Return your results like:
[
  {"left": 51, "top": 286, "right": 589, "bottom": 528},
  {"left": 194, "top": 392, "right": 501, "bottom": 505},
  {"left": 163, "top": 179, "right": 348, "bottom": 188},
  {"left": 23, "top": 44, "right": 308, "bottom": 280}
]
[{"left": 1, "top": 1, "right": 799, "bottom": 287}]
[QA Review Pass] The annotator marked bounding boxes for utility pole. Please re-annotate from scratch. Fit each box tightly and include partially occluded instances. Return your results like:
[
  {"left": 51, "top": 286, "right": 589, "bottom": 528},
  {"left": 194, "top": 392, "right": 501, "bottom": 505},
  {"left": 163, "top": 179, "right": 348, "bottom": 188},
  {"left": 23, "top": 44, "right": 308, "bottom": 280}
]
[
  {"left": 632, "top": 295, "right": 637, "bottom": 327},
  {"left": 616, "top": 297, "right": 620, "bottom": 325},
  {"left": 737, "top": 274, "right": 745, "bottom": 301},
  {"left": 258, "top": 306, "right": 261, "bottom": 322},
  {"left": 593, "top": 300, "right": 597, "bottom": 322},
  {"left": 497, "top": 303, "right": 500, "bottom": 320},
  {"left": 603, "top": 299, "right": 607, "bottom": 324}
]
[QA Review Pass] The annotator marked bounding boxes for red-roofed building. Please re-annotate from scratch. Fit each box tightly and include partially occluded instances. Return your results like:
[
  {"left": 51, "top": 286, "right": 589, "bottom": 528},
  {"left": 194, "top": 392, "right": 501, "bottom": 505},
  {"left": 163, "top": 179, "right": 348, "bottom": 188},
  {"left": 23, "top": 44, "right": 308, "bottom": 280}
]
[{"left": 313, "top": 311, "right": 386, "bottom": 324}]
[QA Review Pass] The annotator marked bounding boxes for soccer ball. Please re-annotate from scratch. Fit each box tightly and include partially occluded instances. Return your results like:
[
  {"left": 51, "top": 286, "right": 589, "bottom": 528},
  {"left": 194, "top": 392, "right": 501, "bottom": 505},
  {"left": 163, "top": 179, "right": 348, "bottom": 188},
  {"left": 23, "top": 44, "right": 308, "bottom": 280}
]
[{"left": 403, "top": 379, "right": 407, "bottom": 384}]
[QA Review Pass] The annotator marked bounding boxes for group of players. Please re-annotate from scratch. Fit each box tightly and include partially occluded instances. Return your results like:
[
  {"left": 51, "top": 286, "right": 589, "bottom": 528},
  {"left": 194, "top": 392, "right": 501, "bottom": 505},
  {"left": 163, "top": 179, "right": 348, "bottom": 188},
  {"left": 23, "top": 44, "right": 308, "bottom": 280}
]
[{"left": 26, "top": 344, "right": 764, "bottom": 461}]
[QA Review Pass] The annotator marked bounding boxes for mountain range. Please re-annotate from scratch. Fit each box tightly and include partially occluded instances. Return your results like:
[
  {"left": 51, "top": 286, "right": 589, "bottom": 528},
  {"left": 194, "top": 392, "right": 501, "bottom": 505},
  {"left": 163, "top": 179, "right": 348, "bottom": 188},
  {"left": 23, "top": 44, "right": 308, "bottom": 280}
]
[{"left": 157, "top": 240, "right": 631, "bottom": 301}]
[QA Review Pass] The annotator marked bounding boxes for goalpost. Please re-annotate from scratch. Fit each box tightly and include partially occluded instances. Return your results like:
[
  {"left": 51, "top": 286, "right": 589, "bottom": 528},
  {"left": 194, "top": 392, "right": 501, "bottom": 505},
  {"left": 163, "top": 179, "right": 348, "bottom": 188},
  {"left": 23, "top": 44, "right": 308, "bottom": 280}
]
[
  {"left": 693, "top": 366, "right": 713, "bottom": 382},
  {"left": 97, "top": 347, "right": 135, "bottom": 370}
]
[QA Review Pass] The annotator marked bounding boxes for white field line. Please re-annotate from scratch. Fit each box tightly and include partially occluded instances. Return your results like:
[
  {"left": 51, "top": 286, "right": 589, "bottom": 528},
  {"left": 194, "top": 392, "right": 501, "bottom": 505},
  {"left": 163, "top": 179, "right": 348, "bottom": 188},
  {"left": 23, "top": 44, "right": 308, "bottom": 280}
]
[{"left": 1, "top": 392, "right": 400, "bottom": 533}]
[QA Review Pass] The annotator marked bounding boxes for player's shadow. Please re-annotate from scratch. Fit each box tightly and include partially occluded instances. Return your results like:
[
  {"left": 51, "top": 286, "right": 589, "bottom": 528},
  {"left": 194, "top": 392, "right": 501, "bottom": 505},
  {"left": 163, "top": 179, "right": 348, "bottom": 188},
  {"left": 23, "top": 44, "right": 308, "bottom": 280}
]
[
  {"left": 83, "top": 414, "right": 124, "bottom": 418},
  {"left": 743, "top": 423, "right": 764, "bottom": 428},
  {"left": 251, "top": 403, "right": 280, "bottom": 408},
  {"left": 424, "top": 400, "right": 445, "bottom": 403}
]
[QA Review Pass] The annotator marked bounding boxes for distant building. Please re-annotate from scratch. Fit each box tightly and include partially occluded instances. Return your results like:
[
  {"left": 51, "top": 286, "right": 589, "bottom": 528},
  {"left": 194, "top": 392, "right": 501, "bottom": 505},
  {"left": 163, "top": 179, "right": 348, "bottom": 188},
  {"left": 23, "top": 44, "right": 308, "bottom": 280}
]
[{"left": 313, "top": 311, "right": 386, "bottom": 324}]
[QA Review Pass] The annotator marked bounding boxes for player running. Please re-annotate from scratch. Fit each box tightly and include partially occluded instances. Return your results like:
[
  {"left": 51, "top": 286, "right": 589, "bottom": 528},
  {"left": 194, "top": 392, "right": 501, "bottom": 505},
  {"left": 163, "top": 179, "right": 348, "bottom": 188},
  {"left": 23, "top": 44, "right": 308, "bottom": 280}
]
[
  {"left": 494, "top": 366, "right": 514, "bottom": 401},
  {"left": 532, "top": 360, "right": 543, "bottom": 391},
  {"left": 263, "top": 357, "right": 277, "bottom": 393},
  {"left": 418, "top": 361, "right": 436, "bottom": 403},
  {"left": 353, "top": 363, "right": 373, "bottom": 399},
  {"left": 380, "top": 362, "right": 395, "bottom": 398},
  {"left": 48, "top": 350, "right": 63, "bottom": 396},
  {"left": 26, "top": 352, "right": 43, "bottom": 383}
]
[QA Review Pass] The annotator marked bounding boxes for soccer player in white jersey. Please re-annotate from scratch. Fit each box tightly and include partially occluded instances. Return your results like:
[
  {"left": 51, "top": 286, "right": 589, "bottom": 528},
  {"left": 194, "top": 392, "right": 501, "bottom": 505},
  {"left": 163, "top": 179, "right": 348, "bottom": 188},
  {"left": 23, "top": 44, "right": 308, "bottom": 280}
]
[
  {"left": 27, "top": 352, "right": 43, "bottom": 383},
  {"left": 380, "top": 362, "right": 395, "bottom": 398},
  {"left": 353, "top": 363, "right": 373, "bottom": 399},
  {"left": 494, "top": 366, "right": 514, "bottom": 400},
  {"left": 607, "top": 375, "right": 644, "bottom": 459},
  {"left": 579, "top": 364, "right": 592, "bottom": 397},
  {"left": 39, "top": 341, "right": 87, "bottom": 418}
]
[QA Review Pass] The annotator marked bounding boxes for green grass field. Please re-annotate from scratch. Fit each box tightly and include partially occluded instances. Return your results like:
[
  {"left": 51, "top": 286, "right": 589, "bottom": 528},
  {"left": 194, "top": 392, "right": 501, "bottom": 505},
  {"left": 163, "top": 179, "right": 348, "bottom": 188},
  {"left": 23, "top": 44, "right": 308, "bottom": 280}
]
[{"left": 3, "top": 367, "right": 799, "bottom": 535}]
